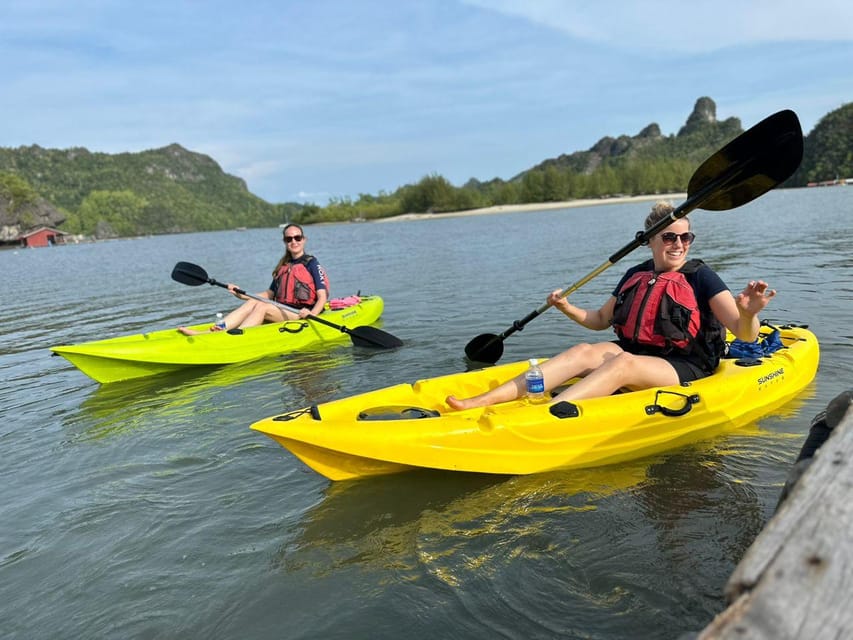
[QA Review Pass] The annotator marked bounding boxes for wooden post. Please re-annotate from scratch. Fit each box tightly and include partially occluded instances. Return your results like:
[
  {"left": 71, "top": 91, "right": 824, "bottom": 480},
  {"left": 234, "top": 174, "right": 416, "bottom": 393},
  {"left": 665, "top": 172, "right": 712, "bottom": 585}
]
[{"left": 697, "top": 390, "right": 853, "bottom": 639}]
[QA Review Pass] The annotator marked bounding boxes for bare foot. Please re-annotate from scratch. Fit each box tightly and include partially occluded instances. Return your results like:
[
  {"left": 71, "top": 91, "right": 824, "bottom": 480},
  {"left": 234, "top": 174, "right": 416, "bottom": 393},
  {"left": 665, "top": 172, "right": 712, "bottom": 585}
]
[{"left": 446, "top": 395, "right": 470, "bottom": 411}]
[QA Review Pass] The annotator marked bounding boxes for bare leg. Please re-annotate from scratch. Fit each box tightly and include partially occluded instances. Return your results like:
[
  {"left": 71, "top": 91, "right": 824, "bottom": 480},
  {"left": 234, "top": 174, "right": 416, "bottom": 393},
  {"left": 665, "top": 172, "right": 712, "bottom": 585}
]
[
  {"left": 446, "top": 342, "right": 624, "bottom": 410},
  {"left": 262, "top": 305, "right": 297, "bottom": 322},
  {"left": 224, "top": 299, "right": 292, "bottom": 328},
  {"left": 552, "top": 352, "right": 679, "bottom": 402},
  {"left": 177, "top": 326, "right": 210, "bottom": 336},
  {"left": 177, "top": 299, "right": 289, "bottom": 335},
  {"left": 224, "top": 300, "right": 264, "bottom": 328}
]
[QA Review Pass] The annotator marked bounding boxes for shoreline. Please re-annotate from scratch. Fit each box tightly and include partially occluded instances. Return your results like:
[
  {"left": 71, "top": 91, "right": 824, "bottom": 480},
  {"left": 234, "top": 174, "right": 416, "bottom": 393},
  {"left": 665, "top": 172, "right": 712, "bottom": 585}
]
[{"left": 372, "top": 193, "right": 688, "bottom": 223}]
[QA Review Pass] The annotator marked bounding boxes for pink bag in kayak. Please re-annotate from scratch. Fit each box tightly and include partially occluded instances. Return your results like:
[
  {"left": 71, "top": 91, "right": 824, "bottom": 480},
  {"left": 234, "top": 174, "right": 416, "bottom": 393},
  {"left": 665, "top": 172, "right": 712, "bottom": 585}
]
[{"left": 329, "top": 295, "right": 361, "bottom": 310}]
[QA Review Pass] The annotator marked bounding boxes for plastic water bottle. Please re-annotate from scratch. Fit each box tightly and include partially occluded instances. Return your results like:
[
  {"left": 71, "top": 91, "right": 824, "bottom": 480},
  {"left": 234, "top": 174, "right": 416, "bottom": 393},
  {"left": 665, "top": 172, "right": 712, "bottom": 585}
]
[
  {"left": 525, "top": 358, "right": 545, "bottom": 403},
  {"left": 214, "top": 312, "right": 226, "bottom": 331}
]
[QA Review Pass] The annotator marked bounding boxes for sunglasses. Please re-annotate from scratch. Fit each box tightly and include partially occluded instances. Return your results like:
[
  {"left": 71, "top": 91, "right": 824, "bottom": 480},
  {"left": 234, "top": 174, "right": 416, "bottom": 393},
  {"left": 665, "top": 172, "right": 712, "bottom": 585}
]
[
  {"left": 660, "top": 231, "right": 695, "bottom": 245},
  {"left": 283, "top": 234, "right": 304, "bottom": 243}
]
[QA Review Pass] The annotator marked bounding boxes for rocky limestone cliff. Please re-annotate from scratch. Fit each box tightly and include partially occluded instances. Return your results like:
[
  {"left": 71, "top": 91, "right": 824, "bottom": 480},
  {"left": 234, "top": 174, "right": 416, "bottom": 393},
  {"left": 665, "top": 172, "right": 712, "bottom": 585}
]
[
  {"left": 523, "top": 96, "right": 736, "bottom": 178},
  {"left": 678, "top": 96, "right": 718, "bottom": 136}
]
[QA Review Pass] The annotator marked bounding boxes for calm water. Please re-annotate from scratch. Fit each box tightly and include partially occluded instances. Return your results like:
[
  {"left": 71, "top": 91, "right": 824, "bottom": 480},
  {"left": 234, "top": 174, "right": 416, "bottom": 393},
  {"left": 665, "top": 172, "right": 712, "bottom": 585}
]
[{"left": 1, "top": 187, "right": 850, "bottom": 639}]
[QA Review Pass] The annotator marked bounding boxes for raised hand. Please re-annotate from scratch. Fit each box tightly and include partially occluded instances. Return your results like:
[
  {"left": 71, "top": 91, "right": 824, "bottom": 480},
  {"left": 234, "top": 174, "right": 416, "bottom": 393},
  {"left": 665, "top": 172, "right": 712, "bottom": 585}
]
[{"left": 736, "top": 280, "right": 776, "bottom": 316}]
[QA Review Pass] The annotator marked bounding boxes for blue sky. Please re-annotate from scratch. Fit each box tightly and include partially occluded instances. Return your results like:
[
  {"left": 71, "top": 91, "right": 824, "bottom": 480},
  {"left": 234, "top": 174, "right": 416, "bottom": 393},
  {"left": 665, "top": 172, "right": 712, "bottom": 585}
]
[{"left": 2, "top": 1, "right": 852, "bottom": 205}]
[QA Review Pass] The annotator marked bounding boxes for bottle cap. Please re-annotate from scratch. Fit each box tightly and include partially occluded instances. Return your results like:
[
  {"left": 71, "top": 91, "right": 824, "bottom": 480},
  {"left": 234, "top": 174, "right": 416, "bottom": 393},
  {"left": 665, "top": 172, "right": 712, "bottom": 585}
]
[{"left": 529, "top": 358, "right": 538, "bottom": 366}]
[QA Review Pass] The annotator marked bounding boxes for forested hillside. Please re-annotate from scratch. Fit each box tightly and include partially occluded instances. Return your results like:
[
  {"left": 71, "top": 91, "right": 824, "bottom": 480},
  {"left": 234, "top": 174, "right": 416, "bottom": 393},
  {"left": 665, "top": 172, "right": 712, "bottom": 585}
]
[
  {"left": 791, "top": 102, "right": 853, "bottom": 185},
  {"left": 1, "top": 97, "right": 850, "bottom": 239},
  {"left": 0, "top": 144, "right": 301, "bottom": 237}
]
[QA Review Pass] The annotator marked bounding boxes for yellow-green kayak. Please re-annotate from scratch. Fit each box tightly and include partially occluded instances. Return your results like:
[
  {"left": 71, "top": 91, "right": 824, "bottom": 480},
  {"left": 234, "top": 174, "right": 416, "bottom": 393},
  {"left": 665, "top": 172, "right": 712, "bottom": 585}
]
[
  {"left": 52, "top": 295, "right": 386, "bottom": 384},
  {"left": 251, "top": 324, "right": 819, "bottom": 481}
]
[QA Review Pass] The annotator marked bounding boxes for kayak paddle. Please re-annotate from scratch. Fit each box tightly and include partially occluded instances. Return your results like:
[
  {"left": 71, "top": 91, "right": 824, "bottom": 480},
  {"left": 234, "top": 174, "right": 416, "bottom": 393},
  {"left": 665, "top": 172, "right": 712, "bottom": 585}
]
[
  {"left": 465, "top": 109, "right": 804, "bottom": 364},
  {"left": 171, "top": 261, "right": 403, "bottom": 349}
]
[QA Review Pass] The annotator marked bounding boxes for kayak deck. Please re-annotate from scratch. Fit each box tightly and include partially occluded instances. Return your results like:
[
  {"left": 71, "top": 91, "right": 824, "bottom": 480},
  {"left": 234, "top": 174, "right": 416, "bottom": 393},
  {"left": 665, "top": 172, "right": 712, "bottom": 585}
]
[
  {"left": 251, "top": 325, "right": 820, "bottom": 481},
  {"left": 51, "top": 295, "right": 385, "bottom": 383}
]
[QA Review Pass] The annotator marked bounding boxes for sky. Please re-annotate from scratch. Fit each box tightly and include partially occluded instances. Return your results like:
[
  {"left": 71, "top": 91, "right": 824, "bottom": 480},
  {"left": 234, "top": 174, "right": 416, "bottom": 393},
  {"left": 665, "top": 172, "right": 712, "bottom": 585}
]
[{"left": 2, "top": 1, "right": 852, "bottom": 205}]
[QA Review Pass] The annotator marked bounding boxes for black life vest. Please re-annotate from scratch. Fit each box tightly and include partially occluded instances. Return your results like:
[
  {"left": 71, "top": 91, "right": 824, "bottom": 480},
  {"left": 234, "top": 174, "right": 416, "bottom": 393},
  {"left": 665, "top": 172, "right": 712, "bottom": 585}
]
[
  {"left": 612, "top": 259, "right": 725, "bottom": 366},
  {"left": 274, "top": 255, "right": 325, "bottom": 308}
]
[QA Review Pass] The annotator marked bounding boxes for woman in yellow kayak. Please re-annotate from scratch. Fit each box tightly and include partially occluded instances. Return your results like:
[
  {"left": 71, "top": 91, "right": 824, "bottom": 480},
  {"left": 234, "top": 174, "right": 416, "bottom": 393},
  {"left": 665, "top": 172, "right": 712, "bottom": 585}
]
[
  {"left": 446, "top": 202, "right": 775, "bottom": 410},
  {"left": 179, "top": 224, "right": 329, "bottom": 335}
]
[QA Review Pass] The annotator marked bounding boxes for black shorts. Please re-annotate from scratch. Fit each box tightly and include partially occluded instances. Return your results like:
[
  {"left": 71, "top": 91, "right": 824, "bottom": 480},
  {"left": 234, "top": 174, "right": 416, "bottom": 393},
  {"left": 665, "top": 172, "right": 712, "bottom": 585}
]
[
  {"left": 660, "top": 354, "right": 711, "bottom": 383},
  {"left": 616, "top": 340, "right": 712, "bottom": 384}
]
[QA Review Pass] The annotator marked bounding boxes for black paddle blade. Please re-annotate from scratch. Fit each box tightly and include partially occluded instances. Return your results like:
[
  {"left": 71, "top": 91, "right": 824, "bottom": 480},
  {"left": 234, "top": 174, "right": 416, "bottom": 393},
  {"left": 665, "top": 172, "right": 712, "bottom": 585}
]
[
  {"left": 688, "top": 109, "right": 803, "bottom": 211},
  {"left": 464, "top": 333, "right": 503, "bottom": 364},
  {"left": 349, "top": 326, "right": 404, "bottom": 349},
  {"left": 171, "top": 261, "right": 210, "bottom": 287}
]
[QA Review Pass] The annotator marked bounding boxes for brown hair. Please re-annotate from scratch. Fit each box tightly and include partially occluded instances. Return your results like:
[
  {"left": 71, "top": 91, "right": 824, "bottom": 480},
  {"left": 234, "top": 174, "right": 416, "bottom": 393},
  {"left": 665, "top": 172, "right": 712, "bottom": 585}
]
[{"left": 272, "top": 223, "right": 306, "bottom": 276}]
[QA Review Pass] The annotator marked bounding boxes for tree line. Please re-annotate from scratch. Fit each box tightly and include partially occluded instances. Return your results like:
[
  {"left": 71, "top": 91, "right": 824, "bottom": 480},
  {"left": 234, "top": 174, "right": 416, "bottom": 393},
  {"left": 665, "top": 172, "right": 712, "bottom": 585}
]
[{"left": 298, "top": 157, "right": 698, "bottom": 224}]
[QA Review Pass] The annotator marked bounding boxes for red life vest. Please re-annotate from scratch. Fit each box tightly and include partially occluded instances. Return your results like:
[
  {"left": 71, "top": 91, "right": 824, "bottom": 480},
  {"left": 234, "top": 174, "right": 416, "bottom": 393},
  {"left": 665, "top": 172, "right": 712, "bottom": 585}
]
[
  {"left": 612, "top": 259, "right": 706, "bottom": 355},
  {"left": 274, "top": 255, "right": 327, "bottom": 308}
]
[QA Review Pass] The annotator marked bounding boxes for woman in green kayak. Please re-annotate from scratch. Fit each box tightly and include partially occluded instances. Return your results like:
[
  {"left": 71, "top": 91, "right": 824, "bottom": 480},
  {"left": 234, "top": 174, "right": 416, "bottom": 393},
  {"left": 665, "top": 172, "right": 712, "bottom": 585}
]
[
  {"left": 446, "top": 202, "right": 775, "bottom": 410},
  {"left": 178, "top": 224, "right": 329, "bottom": 335}
]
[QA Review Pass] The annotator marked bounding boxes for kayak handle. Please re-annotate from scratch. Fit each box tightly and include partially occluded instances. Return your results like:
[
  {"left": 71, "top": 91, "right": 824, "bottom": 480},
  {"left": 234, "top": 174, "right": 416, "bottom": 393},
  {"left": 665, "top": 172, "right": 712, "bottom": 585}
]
[{"left": 645, "top": 390, "right": 700, "bottom": 417}]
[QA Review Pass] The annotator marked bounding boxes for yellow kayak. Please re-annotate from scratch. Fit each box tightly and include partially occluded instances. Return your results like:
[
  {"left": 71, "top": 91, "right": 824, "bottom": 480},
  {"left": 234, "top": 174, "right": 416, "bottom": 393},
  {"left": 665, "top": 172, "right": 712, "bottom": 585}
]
[
  {"left": 251, "top": 324, "right": 820, "bottom": 481},
  {"left": 52, "top": 295, "right": 386, "bottom": 384}
]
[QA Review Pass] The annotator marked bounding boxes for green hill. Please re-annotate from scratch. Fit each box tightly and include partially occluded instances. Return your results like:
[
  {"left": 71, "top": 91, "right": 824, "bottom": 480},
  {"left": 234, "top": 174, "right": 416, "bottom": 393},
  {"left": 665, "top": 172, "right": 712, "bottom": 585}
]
[
  {"left": 0, "top": 143, "right": 301, "bottom": 237},
  {"left": 791, "top": 102, "right": 853, "bottom": 185}
]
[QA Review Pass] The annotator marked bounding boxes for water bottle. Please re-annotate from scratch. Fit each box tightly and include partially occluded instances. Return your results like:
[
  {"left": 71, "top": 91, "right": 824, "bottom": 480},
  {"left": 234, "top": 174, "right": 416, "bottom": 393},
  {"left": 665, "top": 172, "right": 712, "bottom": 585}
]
[
  {"left": 525, "top": 358, "right": 545, "bottom": 403},
  {"left": 214, "top": 312, "right": 226, "bottom": 331}
]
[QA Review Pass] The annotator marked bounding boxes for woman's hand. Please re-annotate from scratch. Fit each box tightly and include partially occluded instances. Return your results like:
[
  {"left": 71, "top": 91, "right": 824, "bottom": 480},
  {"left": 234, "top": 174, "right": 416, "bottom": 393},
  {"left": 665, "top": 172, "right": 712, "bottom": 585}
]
[
  {"left": 547, "top": 289, "right": 569, "bottom": 312},
  {"left": 226, "top": 283, "right": 242, "bottom": 298},
  {"left": 736, "top": 280, "right": 776, "bottom": 317}
]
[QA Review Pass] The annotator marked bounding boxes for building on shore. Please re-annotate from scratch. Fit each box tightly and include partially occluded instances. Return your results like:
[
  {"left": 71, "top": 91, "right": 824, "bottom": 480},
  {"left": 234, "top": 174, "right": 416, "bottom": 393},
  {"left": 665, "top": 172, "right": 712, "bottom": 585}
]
[{"left": 15, "top": 226, "right": 70, "bottom": 248}]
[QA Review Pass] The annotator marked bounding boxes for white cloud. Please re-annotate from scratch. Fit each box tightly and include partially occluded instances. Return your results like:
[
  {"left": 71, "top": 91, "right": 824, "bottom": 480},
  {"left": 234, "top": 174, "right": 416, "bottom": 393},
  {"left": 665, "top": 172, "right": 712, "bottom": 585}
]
[{"left": 463, "top": 0, "right": 853, "bottom": 53}]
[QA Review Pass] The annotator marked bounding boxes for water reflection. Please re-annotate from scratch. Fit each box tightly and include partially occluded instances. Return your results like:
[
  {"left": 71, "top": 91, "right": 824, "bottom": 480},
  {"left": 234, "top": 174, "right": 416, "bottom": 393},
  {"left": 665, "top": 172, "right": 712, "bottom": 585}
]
[
  {"left": 638, "top": 446, "right": 764, "bottom": 561},
  {"left": 277, "top": 463, "right": 651, "bottom": 579},
  {"left": 275, "top": 459, "right": 725, "bottom": 638},
  {"left": 65, "top": 347, "right": 357, "bottom": 441}
]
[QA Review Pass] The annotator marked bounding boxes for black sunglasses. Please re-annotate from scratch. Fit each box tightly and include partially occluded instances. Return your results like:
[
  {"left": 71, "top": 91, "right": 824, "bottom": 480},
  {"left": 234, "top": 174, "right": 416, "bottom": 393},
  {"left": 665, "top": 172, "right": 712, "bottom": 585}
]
[
  {"left": 283, "top": 234, "right": 304, "bottom": 243},
  {"left": 660, "top": 232, "right": 695, "bottom": 244}
]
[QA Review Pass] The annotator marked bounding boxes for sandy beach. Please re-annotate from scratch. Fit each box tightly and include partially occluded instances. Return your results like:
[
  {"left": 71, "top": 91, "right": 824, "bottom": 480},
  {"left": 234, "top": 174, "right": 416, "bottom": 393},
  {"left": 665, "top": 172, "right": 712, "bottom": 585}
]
[{"left": 373, "top": 192, "right": 688, "bottom": 223}]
